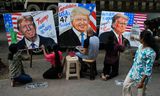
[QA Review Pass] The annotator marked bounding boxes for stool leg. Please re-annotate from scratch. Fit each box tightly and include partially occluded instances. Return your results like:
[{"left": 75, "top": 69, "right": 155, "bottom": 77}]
[
  {"left": 90, "top": 63, "right": 95, "bottom": 80},
  {"left": 10, "top": 78, "right": 15, "bottom": 87},
  {"left": 66, "top": 61, "right": 70, "bottom": 80},
  {"left": 94, "top": 61, "right": 97, "bottom": 75},
  {"left": 76, "top": 61, "right": 80, "bottom": 79}
]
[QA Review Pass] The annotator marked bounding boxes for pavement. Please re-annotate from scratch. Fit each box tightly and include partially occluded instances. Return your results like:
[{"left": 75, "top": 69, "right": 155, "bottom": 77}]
[{"left": 0, "top": 24, "right": 160, "bottom": 96}]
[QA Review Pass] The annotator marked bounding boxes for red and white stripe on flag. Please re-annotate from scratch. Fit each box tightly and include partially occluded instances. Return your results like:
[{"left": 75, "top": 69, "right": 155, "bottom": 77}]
[
  {"left": 12, "top": 13, "right": 23, "bottom": 41},
  {"left": 126, "top": 13, "right": 147, "bottom": 32},
  {"left": 6, "top": 32, "right": 11, "bottom": 45},
  {"left": 89, "top": 7, "right": 96, "bottom": 32}
]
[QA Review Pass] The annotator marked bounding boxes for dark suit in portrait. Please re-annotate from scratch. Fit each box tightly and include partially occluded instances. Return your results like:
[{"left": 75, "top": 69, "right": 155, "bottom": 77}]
[
  {"left": 99, "top": 31, "right": 130, "bottom": 49},
  {"left": 17, "top": 35, "right": 56, "bottom": 50},
  {"left": 99, "top": 31, "right": 130, "bottom": 79},
  {"left": 59, "top": 29, "right": 81, "bottom": 47}
]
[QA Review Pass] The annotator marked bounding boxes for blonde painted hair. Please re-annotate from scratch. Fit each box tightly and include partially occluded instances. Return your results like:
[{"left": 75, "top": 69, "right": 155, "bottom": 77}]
[{"left": 70, "top": 7, "right": 90, "bottom": 21}]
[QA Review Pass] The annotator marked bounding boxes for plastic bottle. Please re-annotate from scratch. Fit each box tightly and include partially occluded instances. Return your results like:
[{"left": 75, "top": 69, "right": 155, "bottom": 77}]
[
  {"left": 115, "top": 80, "right": 124, "bottom": 86},
  {"left": 25, "top": 82, "right": 48, "bottom": 90}
]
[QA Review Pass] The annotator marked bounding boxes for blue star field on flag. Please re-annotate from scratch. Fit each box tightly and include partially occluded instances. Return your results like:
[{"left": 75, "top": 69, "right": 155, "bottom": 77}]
[
  {"left": 124, "top": 13, "right": 134, "bottom": 26},
  {"left": 78, "top": 3, "right": 95, "bottom": 15},
  {"left": 3, "top": 13, "right": 13, "bottom": 33}
]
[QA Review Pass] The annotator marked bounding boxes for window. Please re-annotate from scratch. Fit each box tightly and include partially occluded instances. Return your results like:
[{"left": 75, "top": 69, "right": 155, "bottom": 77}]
[
  {"left": 149, "top": 2, "right": 153, "bottom": 10},
  {"left": 134, "top": 1, "right": 138, "bottom": 10},
  {"left": 156, "top": 3, "right": 160, "bottom": 10},
  {"left": 117, "top": 1, "right": 122, "bottom": 10},
  {"left": 141, "top": 2, "right": 146, "bottom": 11},
  {"left": 126, "top": 2, "right": 130, "bottom": 10},
  {"left": 100, "top": 0, "right": 105, "bottom": 9},
  {"left": 109, "top": 1, "right": 114, "bottom": 10}
]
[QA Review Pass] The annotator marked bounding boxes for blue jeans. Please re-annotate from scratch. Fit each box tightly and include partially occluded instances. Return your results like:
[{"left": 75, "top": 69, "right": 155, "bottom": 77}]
[{"left": 14, "top": 73, "right": 32, "bottom": 84}]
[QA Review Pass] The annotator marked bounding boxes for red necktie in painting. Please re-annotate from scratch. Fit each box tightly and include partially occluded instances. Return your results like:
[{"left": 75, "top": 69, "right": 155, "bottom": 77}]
[{"left": 118, "top": 35, "right": 122, "bottom": 45}]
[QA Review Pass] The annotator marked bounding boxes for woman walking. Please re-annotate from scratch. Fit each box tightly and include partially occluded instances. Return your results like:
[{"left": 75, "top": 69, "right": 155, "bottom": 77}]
[{"left": 122, "top": 30, "right": 159, "bottom": 96}]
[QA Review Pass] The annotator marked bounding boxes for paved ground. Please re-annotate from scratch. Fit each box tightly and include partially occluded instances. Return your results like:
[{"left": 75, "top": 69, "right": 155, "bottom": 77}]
[{"left": 0, "top": 24, "right": 160, "bottom": 96}]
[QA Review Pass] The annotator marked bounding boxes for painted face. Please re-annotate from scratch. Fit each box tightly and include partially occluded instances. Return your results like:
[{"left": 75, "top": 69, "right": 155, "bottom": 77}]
[
  {"left": 20, "top": 20, "right": 36, "bottom": 41},
  {"left": 72, "top": 14, "right": 89, "bottom": 32},
  {"left": 113, "top": 17, "right": 128, "bottom": 35}
]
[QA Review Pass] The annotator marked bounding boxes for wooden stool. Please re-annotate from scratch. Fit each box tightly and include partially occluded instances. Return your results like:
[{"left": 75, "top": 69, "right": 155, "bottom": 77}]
[
  {"left": 66, "top": 55, "right": 80, "bottom": 80},
  {"left": 82, "top": 59, "right": 97, "bottom": 80}
]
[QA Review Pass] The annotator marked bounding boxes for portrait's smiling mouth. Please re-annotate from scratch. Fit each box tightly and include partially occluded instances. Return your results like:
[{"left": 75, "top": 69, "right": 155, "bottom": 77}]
[{"left": 79, "top": 25, "right": 85, "bottom": 28}]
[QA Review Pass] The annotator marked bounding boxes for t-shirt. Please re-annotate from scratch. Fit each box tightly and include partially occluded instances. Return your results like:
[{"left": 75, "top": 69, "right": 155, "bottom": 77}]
[
  {"left": 44, "top": 51, "right": 63, "bottom": 66},
  {"left": 76, "top": 36, "right": 99, "bottom": 59}
]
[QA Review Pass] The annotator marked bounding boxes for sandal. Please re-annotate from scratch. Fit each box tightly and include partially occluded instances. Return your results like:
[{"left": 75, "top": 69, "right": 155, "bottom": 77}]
[
  {"left": 104, "top": 75, "right": 110, "bottom": 80},
  {"left": 100, "top": 73, "right": 107, "bottom": 81},
  {"left": 58, "top": 73, "right": 63, "bottom": 79},
  {"left": 10, "top": 79, "right": 15, "bottom": 87},
  {"left": 100, "top": 73, "right": 110, "bottom": 81}
]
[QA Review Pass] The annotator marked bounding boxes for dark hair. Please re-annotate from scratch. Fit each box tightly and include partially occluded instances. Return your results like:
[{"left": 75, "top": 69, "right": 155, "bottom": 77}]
[
  {"left": 46, "top": 46, "right": 52, "bottom": 53},
  {"left": 48, "top": 44, "right": 62, "bottom": 72},
  {"left": 54, "top": 44, "right": 63, "bottom": 72},
  {"left": 140, "top": 30, "right": 159, "bottom": 59},
  {"left": 87, "top": 27, "right": 95, "bottom": 37},
  {"left": 8, "top": 44, "right": 18, "bottom": 60}
]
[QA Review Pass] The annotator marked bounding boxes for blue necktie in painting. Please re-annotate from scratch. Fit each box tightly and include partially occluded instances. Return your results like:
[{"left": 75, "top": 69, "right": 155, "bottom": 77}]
[
  {"left": 31, "top": 43, "right": 35, "bottom": 49},
  {"left": 81, "top": 33, "right": 84, "bottom": 47}
]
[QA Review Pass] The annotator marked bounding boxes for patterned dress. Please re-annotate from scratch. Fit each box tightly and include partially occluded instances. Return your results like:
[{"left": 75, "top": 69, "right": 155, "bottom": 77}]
[{"left": 128, "top": 44, "right": 156, "bottom": 84}]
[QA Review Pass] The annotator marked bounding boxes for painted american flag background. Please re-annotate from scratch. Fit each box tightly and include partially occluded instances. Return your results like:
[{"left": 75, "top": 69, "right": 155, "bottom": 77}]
[
  {"left": 3, "top": 13, "right": 23, "bottom": 45},
  {"left": 3, "top": 11, "right": 57, "bottom": 45},
  {"left": 124, "top": 13, "right": 147, "bottom": 32},
  {"left": 58, "top": 3, "right": 96, "bottom": 34}
]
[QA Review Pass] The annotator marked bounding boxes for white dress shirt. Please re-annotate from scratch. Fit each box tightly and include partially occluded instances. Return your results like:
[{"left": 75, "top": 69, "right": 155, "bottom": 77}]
[
  {"left": 112, "top": 29, "right": 119, "bottom": 42},
  {"left": 25, "top": 35, "right": 40, "bottom": 49},
  {"left": 72, "top": 27, "right": 87, "bottom": 42}
]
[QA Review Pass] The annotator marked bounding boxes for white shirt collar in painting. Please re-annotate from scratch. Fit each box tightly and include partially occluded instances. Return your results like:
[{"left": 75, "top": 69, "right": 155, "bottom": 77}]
[
  {"left": 72, "top": 27, "right": 87, "bottom": 42},
  {"left": 25, "top": 35, "right": 40, "bottom": 49},
  {"left": 112, "top": 29, "right": 119, "bottom": 41}
]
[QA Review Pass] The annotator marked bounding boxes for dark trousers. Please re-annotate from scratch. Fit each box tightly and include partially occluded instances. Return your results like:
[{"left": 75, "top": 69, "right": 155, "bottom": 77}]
[
  {"left": 43, "top": 67, "right": 62, "bottom": 79},
  {"left": 14, "top": 73, "right": 32, "bottom": 84},
  {"left": 103, "top": 60, "right": 119, "bottom": 78},
  {"left": 78, "top": 57, "right": 97, "bottom": 76}
]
